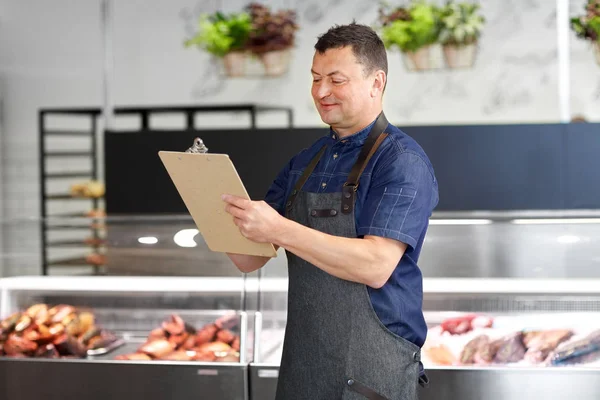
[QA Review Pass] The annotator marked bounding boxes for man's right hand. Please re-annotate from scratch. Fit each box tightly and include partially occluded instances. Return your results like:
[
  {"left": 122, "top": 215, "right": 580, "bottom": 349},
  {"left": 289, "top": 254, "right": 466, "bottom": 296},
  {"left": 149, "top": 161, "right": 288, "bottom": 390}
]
[{"left": 226, "top": 252, "right": 276, "bottom": 273}]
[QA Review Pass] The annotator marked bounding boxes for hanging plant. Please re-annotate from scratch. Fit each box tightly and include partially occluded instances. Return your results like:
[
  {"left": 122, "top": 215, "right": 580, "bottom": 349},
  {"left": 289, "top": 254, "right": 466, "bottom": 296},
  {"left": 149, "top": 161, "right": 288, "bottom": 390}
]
[
  {"left": 438, "top": 1, "right": 485, "bottom": 69},
  {"left": 378, "top": 0, "right": 443, "bottom": 71},
  {"left": 571, "top": 0, "right": 600, "bottom": 65},
  {"left": 184, "top": 11, "right": 252, "bottom": 77},
  {"left": 244, "top": 3, "right": 299, "bottom": 77}
]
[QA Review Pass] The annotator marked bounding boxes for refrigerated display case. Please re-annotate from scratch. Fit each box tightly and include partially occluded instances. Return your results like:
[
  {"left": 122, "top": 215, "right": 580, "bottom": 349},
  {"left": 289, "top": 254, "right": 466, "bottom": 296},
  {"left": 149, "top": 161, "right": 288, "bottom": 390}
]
[
  {"left": 0, "top": 275, "right": 252, "bottom": 400},
  {"left": 3, "top": 211, "right": 600, "bottom": 399},
  {"left": 248, "top": 277, "right": 287, "bottom": 400},
  {"left": 420, "top": 279, "right": 600, "bottom": 400},
  {"left": 248, "top": 211, "right": 600, "bottom": 400}
]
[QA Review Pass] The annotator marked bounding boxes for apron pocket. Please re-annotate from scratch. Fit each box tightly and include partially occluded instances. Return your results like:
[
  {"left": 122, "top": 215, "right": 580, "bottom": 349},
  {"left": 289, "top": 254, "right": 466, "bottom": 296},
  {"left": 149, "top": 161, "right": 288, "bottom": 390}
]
[{"left": 344, "top": 378, "right": 390, "bottom": 400}]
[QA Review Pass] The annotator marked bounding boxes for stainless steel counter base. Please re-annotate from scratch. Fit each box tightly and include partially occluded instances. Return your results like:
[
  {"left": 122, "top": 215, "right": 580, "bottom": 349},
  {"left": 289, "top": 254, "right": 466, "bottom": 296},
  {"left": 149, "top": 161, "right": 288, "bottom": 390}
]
[
  {"left": 0, "top": 357, "right": 248, "bottom": 400},
  {"left": 420, "top": 367, "right": 600, "bottom": 400},
  {"left": 249, "top": 363, "right": 279, "bottom": 400},
  {"left": 249, "top": 365, "right": 600, "bottom": 400}
]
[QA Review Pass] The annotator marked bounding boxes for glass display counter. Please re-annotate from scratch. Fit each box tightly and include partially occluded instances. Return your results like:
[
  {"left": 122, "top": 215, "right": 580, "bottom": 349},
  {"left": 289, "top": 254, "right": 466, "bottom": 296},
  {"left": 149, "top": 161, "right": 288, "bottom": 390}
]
[
  {"left": 249, "top": 211, "right": 600, "bottom": 400},
  {"left": 2, "top": 211, "right": 600, "bottom": 399},
  {"left": 0, "top": 275, "right": 251, "bottom": 400}
]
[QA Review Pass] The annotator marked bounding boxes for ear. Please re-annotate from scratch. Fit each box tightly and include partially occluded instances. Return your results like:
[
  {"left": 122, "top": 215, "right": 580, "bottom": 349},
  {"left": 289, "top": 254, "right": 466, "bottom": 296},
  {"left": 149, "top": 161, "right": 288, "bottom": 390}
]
[{"left": 371, "top": 70, "right": 386, "bottom": 98}]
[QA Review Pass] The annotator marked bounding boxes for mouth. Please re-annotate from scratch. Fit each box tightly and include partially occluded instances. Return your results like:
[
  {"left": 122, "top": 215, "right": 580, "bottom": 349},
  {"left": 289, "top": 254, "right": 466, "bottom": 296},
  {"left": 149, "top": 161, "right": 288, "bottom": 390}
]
[{"left": 320, "top": 103, "right": 338, "bottom": 111}]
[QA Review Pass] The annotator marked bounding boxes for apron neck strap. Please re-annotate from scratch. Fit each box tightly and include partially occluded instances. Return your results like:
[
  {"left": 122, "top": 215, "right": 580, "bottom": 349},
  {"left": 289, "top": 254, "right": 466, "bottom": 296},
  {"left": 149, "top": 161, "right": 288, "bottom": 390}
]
[
  {"left": 341, "top": 112, "right": 389, "bottom": 214},
  {"left": 286, "top": 145, "right": 327, "bottom": 212},
  {"left": 344, "top": 112, "right": 389, "bottom": 190},
  {"left": 286, "top": 112, "right": 389, "bottom": 215}
]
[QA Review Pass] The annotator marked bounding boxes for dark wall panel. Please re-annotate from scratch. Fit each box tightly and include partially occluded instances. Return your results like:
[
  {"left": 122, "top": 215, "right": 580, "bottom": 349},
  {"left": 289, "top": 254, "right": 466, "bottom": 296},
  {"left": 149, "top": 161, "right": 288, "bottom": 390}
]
[
  {"left": 404, "top": 124, "right": 566, "bottom": 210},
  {"left": 105, "top": 123, "right": 600, "bottom": 214},
  {"left": 564, "top": 123, "right": 600, "bottom": 209},
  {"left": 105, "top": 128, "right": 323, "bottom": 214}
]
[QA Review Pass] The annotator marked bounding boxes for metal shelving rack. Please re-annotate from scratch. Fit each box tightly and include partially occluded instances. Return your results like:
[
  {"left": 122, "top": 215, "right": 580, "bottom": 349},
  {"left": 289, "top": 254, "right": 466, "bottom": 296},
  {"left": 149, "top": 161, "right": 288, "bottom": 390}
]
[
  {"left": 38, "top": 108, "right": 105, "bottom": 276},
  {"left": 38, "top": 104, "right": 294, "bottom": 275}
]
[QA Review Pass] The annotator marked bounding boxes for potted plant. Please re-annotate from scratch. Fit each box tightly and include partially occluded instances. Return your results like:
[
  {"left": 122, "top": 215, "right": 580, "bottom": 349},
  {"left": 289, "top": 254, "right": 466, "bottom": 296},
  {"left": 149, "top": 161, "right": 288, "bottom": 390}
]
[
  {"left": 571, "top": 0, "right": 600, "bottom": 66},
  {"left": 245, "top": 3, "right": 299, "bottom": 77},
  {"left": 439, "top": 1, "right": 485, "bottom": 69},
  {"left": 379, "top": 0, "right": 443, "bottom": 71},
  {"left": 184, "top": 11, "right": 252, "bottom": 77}
]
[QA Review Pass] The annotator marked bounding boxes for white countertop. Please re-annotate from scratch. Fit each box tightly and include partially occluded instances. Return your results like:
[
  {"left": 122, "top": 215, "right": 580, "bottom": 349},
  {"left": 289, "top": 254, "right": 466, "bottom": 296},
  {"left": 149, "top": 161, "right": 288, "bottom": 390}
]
[{"left": 0, "top": 276, "right": 598, "bottom": 295}]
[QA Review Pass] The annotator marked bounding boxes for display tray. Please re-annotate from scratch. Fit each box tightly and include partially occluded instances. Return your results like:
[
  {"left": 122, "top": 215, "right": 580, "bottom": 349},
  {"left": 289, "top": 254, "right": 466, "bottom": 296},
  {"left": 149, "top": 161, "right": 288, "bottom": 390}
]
[
  {"left": 422, "top": 312, "right": 600, "bottom": 369},
  {"left": 89, "top": 339, "right": 167, "bottom": 361},
  {"left": 88, "top": 338, "right": 244, "bottom": 364},
  {"left": 86, "top": 337, "right": 126, "bottom": 356},
  {"left": 0, "top": 306, "right": 246, "bottom": 362}
]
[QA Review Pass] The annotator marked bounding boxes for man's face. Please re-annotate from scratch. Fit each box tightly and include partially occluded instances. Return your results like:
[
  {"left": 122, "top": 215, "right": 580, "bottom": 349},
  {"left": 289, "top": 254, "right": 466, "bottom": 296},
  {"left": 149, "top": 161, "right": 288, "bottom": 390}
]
[{"left": 311, "top": 46, "right": 376, "bottom": 131}]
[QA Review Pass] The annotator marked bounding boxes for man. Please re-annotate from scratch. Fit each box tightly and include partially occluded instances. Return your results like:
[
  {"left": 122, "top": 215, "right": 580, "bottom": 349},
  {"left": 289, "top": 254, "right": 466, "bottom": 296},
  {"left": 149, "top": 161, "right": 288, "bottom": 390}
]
[{"left": 222, "top": 22, "right": 438, "bottom": 400}]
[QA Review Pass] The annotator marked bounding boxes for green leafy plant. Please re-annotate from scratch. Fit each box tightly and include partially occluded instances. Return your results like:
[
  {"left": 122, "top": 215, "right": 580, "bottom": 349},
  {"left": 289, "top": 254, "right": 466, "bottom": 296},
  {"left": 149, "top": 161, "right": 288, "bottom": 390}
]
[
  {"left": 439, "top": 1, "right": 485, "bottom": 46},
  {"left": 571, "top": 0, "right": 600, "bottom": 42},
  {"left": 378, "top": 0, "right": 442, "bottom": 53},
  {"left": 184, "top": 11, "right": 252, "bottom": 57},
  {"left": 245, "top": 3, "right": 299, "bottom": 54}
]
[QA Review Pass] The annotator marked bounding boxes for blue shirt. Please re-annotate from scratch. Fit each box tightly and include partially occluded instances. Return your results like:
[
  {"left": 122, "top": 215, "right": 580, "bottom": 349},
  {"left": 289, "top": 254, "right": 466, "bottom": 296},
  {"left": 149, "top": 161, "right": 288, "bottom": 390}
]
[{"left": 264, "top": 118, "right": 439, "bottom": 348}]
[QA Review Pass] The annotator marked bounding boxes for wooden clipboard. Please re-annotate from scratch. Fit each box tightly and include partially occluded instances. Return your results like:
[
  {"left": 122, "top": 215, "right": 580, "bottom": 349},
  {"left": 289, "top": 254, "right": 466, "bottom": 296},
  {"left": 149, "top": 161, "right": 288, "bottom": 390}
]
[{"left": 158, "top": 151, "right": 278, "bottom": 258}]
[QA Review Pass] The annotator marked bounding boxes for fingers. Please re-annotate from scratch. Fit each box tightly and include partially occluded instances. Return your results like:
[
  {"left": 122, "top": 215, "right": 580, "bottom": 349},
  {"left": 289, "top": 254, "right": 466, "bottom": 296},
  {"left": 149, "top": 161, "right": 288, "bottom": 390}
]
[
  {"left": 233, "top": 217, "right": 251, "bottom": 239},
  {"left": 230, "top": 209, "right": 250, "bottom": 237},
  {"left": 224, "top": 203, "right": 246, "bottom": 219},
  {"left": 221, "top": 194, "right": 251, "bottom": 209}
]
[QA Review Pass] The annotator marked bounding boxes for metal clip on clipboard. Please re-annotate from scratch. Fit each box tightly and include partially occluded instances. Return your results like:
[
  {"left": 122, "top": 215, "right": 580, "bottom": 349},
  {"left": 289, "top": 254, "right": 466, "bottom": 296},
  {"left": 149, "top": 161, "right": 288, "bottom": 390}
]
[{"left": 185, "top": 137, "right": 209, "bottom": 154}]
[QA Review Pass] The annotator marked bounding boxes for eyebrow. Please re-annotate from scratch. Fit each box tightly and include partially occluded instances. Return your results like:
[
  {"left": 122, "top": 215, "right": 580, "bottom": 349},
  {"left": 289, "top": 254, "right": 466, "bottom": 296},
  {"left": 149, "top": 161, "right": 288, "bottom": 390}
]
[{"left": 311, "top": 69, "right": 347, "bottom": 78}]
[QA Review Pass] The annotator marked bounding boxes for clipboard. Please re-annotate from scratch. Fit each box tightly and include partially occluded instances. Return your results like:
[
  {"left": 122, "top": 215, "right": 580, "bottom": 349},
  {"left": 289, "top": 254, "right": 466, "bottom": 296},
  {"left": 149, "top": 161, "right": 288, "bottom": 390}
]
[{"left": 158, "top": 149, "right": 278, "bottom": 258}]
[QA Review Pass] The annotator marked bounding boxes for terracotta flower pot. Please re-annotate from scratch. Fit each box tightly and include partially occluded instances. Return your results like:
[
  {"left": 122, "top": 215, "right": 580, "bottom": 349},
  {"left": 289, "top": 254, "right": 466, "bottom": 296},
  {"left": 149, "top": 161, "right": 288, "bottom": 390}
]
[
  {"left": 594, "top": 42, "right": 600, "bottom": 66},
  {"left": 443, "top": 42, "right": 478, "bottom": 69},
  {"left": 221, "top": 51, "right": 247, "bottom": 77},
  {"left": 402, "top": 44, "right": 443, "bottom": 71},
  {"left": 259, "top": 49, "right": 292, "bottom": 77}
]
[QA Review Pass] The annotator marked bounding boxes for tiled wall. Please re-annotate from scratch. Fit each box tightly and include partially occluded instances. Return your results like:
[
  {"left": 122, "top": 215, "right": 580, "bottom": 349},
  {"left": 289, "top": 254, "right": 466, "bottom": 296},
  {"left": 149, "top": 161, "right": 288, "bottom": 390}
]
[{"left": 0, "top": 0, "right": 598, "bottom": 276}]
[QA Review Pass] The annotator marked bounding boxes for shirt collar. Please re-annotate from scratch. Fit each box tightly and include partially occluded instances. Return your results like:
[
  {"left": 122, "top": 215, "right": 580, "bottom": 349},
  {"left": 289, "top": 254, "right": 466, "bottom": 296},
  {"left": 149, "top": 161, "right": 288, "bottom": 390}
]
[{"left": 328, "top": 117, "right": 378, "bottom": 144}]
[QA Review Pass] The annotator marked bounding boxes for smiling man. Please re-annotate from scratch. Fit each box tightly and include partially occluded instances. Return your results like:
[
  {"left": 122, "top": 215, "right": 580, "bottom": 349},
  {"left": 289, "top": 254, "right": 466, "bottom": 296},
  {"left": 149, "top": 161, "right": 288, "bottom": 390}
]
[{"left": 222, "top": 22, "right": 439, "bottom": 400}]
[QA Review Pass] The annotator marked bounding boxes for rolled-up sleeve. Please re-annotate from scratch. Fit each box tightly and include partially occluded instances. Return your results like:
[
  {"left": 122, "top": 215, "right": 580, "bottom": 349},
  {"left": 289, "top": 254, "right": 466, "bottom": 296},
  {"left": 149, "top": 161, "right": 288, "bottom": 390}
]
[
  {"left": 263, "top": 156, "right": 294, "bottom": 216},
  {"left": 357, "top": 151, "right": 438, "bottom": 250}
]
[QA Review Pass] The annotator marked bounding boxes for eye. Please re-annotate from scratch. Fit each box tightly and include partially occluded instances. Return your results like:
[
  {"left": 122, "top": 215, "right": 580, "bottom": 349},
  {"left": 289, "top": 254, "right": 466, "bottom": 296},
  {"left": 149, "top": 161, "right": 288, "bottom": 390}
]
[
  {"left": 332, "top": 80, "right": 344, "bottom": 85},
  {"left": 312, "top": 78, "right": 321, "bottom": 83}
]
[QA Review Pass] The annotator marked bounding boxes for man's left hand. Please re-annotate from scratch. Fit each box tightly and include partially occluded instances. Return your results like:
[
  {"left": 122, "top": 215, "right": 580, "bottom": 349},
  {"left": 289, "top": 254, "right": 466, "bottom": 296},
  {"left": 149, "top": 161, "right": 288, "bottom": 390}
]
[{"left": 221, "top": 194, "right": 284, "bottom": 244}]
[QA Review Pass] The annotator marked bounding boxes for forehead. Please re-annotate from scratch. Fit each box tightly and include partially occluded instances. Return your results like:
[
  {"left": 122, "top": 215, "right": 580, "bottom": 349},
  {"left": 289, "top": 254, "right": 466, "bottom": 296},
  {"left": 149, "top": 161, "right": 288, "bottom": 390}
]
[{"left": 311, "top": 46, "right": 362, "bottom": 75}]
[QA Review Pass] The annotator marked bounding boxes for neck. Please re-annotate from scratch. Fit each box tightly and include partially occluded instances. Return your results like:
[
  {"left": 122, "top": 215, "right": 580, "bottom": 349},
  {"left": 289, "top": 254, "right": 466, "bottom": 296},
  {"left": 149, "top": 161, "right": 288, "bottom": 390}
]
[{"left": 333, "top": 107, "right": 383, "bottom": 139}]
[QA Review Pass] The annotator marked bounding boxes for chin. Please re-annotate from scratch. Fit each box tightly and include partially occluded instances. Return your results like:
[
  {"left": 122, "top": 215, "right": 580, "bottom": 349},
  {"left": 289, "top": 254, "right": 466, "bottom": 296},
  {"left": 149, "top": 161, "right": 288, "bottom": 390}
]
[{"left": 318, "top": 110, "right": 341, "bottom": 126}]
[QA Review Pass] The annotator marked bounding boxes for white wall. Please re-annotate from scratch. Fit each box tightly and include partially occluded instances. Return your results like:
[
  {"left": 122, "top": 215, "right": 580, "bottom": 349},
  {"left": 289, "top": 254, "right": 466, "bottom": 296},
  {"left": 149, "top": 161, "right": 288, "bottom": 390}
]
[
  {"left": 0, "top": 0, "right": 103, "bottom": 275},
  {"left": 110, "top": 0, "right": 599, "bottom": 126},
  {"left": 0, "top": 0, "right": 598, "bottom": 277}
]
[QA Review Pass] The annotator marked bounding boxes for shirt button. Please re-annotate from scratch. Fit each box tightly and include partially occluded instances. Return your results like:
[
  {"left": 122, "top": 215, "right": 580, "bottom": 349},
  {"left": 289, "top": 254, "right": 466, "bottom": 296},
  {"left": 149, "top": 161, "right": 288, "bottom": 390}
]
[
  {"left": 321, "top": 182, "right": 327, "bottom": 188},
  {"left": 333, "top": 153, "right": 338, "bottom": 159}
]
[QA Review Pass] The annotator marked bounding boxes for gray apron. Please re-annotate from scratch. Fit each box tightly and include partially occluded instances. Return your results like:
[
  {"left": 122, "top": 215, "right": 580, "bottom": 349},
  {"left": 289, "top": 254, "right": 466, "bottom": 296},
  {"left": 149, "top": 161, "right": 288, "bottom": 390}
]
[{"left": 275, "top": 113, "right": 423, "bottom": 400}]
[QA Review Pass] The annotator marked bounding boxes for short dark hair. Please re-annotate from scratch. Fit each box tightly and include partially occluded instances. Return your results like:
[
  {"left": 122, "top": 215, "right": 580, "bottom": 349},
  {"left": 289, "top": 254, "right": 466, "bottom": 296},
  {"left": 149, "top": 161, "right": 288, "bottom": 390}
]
[{"left": 314, "top": 22, "right": 388, "bottom": 78}]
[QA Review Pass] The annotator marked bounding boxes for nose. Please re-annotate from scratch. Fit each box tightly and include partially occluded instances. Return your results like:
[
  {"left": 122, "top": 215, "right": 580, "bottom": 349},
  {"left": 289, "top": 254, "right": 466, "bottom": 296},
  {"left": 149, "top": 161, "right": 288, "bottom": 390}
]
[{"left": 313, "top": 80, "right": 331, "bottom": 99}]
